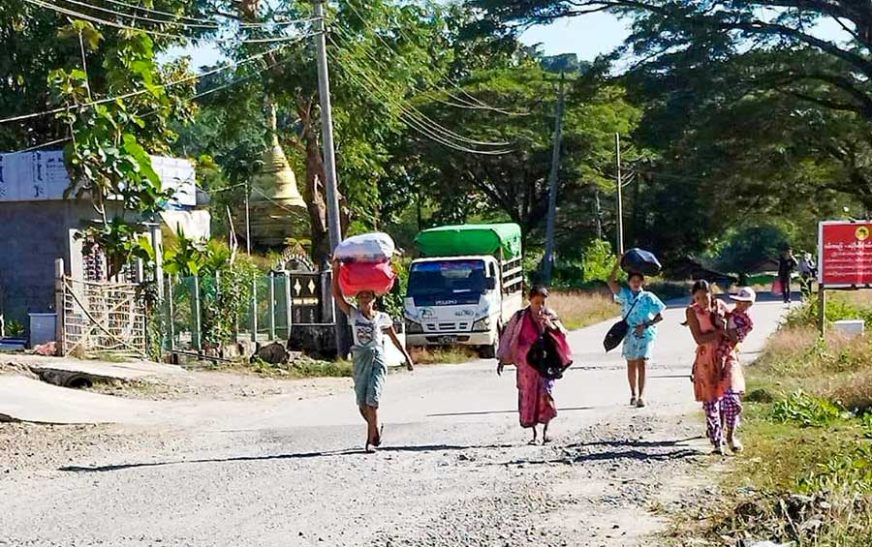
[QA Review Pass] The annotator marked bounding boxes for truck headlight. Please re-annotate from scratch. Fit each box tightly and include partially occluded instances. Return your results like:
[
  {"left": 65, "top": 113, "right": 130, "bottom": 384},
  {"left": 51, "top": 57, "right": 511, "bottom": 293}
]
[
  {"left": 473, "top": 317, "right": 491, "bottom": 331},
  {"left": 405, "top": 320, "right": 424, "bottom": 334}
]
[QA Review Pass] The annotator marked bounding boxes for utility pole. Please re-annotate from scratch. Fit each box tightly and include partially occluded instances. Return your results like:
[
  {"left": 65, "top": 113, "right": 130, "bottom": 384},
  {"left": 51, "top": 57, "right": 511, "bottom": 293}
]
[
  {"left": 314, "top": 0, "right": 349, "bottom": 356},
  {"left": 594, "top": 188, "right": 603, "bottom": 240},
  {"left": 541, "top": 73, "right": 565, "bottom": 285},
  {"left": 244, "top": 183, "right": 251, "bottom": 254},
  {"left": 615, "top": 132, "right": 624, "bottom": 255}
]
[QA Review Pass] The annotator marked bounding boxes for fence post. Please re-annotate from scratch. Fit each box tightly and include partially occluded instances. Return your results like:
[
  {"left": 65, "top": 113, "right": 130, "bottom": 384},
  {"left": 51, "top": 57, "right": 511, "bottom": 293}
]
[
  {"left": 167, "top": 275, "right": 175, "bottom": 352},
  {"left": 54, "top": 258, "right": 65, "bottom": 356},
  {"left": 817, "top": 286, "right": 827, "bottom": 337},
  {"left": 251, "top": 276, "right": 258, "bottom": 344},
  {"left": 193, "top": 275, "right": 202, "bottom": 353},
  {"left": 269, "top": 272, "right": 276, "bottom": 341},
  {"left": 284, "top": 272, "right": 292, "bottom": 339},
  {"left": 321, "top": 269, "right": 334, "bottom": 323}
]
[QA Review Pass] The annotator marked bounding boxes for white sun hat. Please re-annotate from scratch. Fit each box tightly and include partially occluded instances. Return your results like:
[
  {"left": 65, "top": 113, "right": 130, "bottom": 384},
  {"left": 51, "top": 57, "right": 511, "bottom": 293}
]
[{"left": 730, "top": 287, "right": 757, "bottom": 303}]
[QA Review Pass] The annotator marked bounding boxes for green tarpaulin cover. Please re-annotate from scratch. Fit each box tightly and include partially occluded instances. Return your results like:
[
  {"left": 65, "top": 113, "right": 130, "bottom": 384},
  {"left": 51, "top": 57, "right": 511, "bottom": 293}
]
[{"left": 414, "top": 223, "right": 522, "bottom": 259}]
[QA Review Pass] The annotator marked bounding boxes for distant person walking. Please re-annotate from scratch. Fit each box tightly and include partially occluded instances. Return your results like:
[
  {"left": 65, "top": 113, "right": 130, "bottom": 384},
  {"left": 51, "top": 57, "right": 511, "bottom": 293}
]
[
  {"left": 798, "top": 252, "right": 816, "bottom": 299},
  {"left": 497, "top": 286, "right": 567, "bottom": 445},
  {"left": 331, "top": 259, "right": 414, "bottom": 453},
  {"left": 777, "top": 247, "right": 798, "bottom": 304},
  {"left": 686, "top": 280, "right": 729, "bottom": 455},
  {"left": 608, "top": 256, "right": 666, "bottom": 408}
]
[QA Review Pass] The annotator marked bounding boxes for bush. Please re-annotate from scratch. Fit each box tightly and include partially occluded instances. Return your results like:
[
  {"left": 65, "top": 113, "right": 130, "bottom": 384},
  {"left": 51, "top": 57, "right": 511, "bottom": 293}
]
[
  {"left": 580, "top": 239, "right": 617, "bottom": 283},
  {"left": 784, "top": 292, "right": 872, "bottom": 329},
  {"left": 772, "top": 390, "right": 844, "bottom": 427}
]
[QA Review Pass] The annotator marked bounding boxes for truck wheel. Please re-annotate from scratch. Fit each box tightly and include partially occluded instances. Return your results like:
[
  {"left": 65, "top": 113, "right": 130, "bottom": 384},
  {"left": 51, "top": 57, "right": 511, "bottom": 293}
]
[{"left": 479, "top": 342, "right": 497, "bottom": 359}]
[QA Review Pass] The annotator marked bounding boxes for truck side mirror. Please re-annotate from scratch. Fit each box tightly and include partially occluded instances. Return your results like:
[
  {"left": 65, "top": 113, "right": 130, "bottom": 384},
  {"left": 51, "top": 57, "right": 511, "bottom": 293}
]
[{"left": 485, "top": 277, "right": 497, "bottom": 290}]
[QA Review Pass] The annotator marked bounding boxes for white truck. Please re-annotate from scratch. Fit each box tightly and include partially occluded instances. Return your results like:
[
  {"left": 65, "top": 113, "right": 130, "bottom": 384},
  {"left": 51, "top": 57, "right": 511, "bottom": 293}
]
[{"left": 403, "top": 224, "right": 524, "bottom": 358}]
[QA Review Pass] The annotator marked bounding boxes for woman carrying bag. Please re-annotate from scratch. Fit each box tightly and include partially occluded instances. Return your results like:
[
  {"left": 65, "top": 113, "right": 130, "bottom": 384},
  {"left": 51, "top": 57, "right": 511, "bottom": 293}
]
[
  {"left": 497, "top": 286, "right": 571, "bottom": 445},
  {"left": 608, "top": 254, "right": 666, "bottom": 408}
]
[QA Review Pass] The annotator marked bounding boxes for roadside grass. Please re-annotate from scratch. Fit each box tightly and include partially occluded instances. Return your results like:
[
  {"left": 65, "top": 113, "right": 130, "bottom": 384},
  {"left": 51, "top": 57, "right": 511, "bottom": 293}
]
[
  {"left": 193, "top": 356, "right": 354, "bottom": 378},
  {"left": 549, "top": 290, "right": 617, "bottom": 330},
  {"left": 409, "top": 346, "right": 479, "bottom": 365},
  {"left": 675, "top": 292, "right": 872, "bottom": 546}
]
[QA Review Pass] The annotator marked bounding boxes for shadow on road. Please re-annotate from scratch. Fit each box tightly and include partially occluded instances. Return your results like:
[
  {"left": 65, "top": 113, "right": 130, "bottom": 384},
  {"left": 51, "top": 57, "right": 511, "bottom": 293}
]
[
  {"left": 498, "top": 448, "right": 701, "bottom": 467},
  {"left": 58, "top": 442, "right": 519, "bottom": 474},
  {"left": 427, "top": 406, "right": 594, "bottom": 418},
  {"left": 564, "top": 435, "right": 703, "bottom": 450},
  {"left": 494, "top": 435, "right": 705, "bottom": 467}
]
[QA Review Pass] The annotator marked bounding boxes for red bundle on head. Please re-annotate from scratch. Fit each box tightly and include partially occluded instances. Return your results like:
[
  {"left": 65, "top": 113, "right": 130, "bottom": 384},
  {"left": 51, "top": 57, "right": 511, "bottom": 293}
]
[{"left": 338, "top": 261, "right": 396, "bottom": 297}]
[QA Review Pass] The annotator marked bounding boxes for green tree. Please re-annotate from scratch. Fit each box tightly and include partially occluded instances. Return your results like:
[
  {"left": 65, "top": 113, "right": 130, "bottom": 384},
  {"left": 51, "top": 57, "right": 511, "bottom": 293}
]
[
  {"left": 397, "top": 65, "right": 641, "bottom": 257},
  {"left": 717, "top": 223, "right": 792, "bottom": 275},
  {"left": 48, "top": 30, "right": 196, "bottom": 278},
  {"left": 0, "top": 0, "right": 210, "bottom": 149},
  {"left": 474, "top": 0, "right": 872, "bottom": 213}
]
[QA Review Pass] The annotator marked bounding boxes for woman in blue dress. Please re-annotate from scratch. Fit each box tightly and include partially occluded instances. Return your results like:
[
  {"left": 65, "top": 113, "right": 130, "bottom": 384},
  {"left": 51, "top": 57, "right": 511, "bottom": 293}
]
[{"left": 608, "top": 255, "right": 667, "bottom": 408}]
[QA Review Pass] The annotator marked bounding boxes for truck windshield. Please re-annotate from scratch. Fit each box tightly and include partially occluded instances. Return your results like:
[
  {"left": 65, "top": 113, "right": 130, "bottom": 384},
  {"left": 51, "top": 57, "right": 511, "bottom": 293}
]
[{"left": 408, "top": 260, "right": 488, "bottom": 297}]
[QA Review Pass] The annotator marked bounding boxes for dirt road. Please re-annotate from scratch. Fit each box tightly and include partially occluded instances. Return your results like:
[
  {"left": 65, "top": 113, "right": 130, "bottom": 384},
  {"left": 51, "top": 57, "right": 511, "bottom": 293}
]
[{"left": 0, "top": 301, "right": 786, "bottom": 546}]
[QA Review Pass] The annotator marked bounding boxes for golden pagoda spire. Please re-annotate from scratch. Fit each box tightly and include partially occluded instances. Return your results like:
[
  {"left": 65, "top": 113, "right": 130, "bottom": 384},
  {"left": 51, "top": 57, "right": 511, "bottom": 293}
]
[{"left": 247, "top": 97, "right": 309, "bottom": 249}]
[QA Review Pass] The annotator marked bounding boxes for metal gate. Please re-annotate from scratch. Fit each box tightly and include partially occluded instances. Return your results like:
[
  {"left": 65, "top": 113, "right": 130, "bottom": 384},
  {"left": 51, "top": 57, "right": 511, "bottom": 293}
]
[
  {"left": 287, "top": 271, "right": 326, "bottom": 325},
  {"left": 60, "top": 276, "right": 147, "bottom": 356}
]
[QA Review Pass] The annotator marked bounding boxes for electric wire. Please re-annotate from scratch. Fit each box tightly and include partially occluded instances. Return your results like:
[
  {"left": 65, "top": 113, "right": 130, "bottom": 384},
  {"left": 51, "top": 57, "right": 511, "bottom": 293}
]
[
  {"left": 26, "top": 0, "right": 316, "bottom": 44},
  {"left": 328, "top": 46, "right": 514, "bottom": 155},
  {"left": 328, "top": 31, "right": 511, "bottom": 148},
  {"left": 0, "top": 37, "right": 314, "bottom": 126},
  {"left": 93, "top": 0, "right": 318, "bottom": 28},
  {"left": 3, "top": 53, "right": 293, "bottom": 153},
  {"left": 342, "top": 0, "right": 525, "bottom": 116}
]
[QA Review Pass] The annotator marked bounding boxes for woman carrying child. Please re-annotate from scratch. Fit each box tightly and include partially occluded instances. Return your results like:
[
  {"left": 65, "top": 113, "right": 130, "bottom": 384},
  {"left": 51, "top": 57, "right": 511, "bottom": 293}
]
[
  {"left": 716, "top": 287, "right": 756, "bottom": 453},
  {"left": 686, "top": 280, "right": 730, "bottom": 454},
  {"left": 686, "top": 281, "right": 756, "bottom": 455}
]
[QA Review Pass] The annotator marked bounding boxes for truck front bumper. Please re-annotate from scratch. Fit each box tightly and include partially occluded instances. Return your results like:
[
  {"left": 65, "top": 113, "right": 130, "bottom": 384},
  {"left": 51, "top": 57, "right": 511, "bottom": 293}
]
[{"left": 405, "top": 331, "right": 495, "bottom": 347}]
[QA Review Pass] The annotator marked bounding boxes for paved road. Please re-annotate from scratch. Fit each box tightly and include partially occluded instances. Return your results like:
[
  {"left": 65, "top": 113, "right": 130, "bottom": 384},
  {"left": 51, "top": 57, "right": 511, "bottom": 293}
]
[{"left": 0, "top": 301, "right": 787, "bottom": 547}]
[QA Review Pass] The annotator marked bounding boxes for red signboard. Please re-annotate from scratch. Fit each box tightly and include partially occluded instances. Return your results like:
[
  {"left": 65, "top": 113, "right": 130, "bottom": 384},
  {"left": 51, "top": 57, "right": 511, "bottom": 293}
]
[{"left": 819, "top": 221, "right": 872, "bottom": 287}]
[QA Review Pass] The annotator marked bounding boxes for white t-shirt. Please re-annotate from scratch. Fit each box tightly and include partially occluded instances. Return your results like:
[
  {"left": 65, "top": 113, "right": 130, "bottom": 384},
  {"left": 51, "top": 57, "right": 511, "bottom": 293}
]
[{"left": 349, "top": 308, "right": 393, "bottom": 348}]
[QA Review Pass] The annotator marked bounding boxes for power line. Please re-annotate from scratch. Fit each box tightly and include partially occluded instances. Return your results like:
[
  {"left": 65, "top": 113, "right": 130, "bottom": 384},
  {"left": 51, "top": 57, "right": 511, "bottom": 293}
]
[
  {"left": 54, "top": 0, "right": 223, "bottom": 30},
  {"left": 4, "top": 136, "right": 73, "bottom": 154},
  {"left": 331, "top": 26, "right": 510, "bottom": 146},
  {"left": 337, "top": 56, "right": 514, "bottom": 155},
  {"left": 329, "top": 47, "right": 514, "bottom": 155},
  {"left": 328, "top": 32, "right": 511, "bottom": 149},
  {"left": 25, "top": 0, "right": 314, "bottom": 44},
  {"left": 342, "top": 0, "right": 524, "bottom": 116},
  {"left": 26, "top": 0, "right": 180, "bottom": 37},
  {"left": 92, "top": 0, "right": 318, "bottom": 28},
  {"left": 3, "top": 54, "right": 292, "bottom": 154},
  {"left": 0, "top": 37, "right": 314, "bottom": 126}
]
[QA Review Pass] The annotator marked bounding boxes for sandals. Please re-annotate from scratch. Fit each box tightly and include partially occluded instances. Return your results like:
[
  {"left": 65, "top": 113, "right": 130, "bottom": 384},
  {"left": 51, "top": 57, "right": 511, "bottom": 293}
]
[
  {"left": 374, "top": 425, "right": 384, "bottom": 447},
  {"left": 365, "top": 425, "right": 385, "bottom": 453}
]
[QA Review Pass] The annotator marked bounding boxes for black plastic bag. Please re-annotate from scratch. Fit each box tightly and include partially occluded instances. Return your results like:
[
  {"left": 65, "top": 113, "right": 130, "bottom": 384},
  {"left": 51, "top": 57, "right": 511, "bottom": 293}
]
[
  {"left": 621, "top": 248, "right": 662, "bottom": 276},
  {"left": 603, "top": 320, "right": 629, "bottom": 352},
  {"left": 527, "top": 332, "right": 572, "bottom": 379},
  {"left": 603, "top": 297, "right": 640, "bottom": 353}
]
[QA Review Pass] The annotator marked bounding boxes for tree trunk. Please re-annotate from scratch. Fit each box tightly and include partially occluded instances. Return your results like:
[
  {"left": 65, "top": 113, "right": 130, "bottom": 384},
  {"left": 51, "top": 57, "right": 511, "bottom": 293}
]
[{"left": 304, "top": 134, "right": 331, "bottom": 266}]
